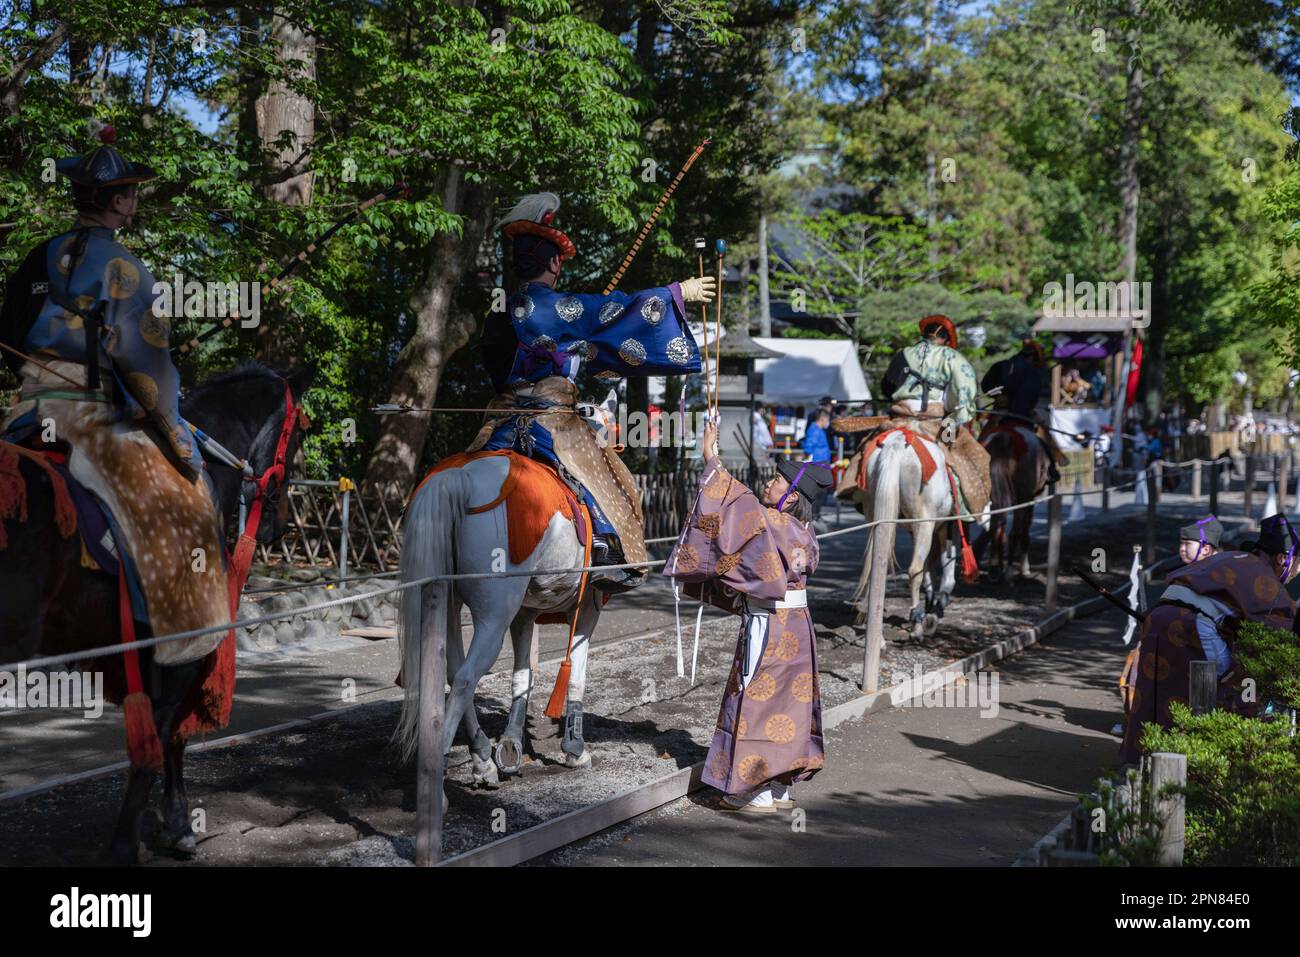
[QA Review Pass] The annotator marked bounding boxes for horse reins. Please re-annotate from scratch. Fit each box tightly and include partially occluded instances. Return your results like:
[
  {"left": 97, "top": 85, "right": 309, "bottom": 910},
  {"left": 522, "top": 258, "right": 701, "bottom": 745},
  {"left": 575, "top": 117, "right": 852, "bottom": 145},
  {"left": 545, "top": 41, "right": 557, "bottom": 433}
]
[{"left": 227, "top": 378, "right": 309, "bottom": 600}]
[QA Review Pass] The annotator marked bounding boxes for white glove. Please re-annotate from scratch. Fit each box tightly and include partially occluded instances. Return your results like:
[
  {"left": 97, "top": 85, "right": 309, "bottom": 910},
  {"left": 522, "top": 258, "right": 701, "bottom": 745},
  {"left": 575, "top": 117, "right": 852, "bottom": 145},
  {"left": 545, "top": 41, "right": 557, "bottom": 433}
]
[{"left": 678, "top": 275, "right": 716, "bottom": 304}]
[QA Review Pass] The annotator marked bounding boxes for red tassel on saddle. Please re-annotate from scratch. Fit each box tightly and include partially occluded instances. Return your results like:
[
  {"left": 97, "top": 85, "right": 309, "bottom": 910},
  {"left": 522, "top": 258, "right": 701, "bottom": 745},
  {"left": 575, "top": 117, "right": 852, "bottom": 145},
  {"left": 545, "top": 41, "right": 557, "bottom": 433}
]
[
  {"left": 944, "top": 468, "right": 980, "bottom": 584},
  {"left": 960, "top": 540, "right": 979, "bottom": 584},
  {"left": 118, "top": 571, "right": 163, "bottom": 771},
  {"left": 544, "top": 504, "right": 592, "bottom": 720},
  {"left": 543, "top": 660, "right": 572, "bottom": 720}
]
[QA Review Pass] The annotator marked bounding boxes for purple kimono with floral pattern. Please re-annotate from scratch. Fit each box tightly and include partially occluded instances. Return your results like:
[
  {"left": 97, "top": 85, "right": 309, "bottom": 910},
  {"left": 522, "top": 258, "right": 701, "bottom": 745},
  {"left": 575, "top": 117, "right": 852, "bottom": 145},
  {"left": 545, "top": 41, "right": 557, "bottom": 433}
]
[{"left": 664, "top": 457, "right": 824, "bottom": 795}]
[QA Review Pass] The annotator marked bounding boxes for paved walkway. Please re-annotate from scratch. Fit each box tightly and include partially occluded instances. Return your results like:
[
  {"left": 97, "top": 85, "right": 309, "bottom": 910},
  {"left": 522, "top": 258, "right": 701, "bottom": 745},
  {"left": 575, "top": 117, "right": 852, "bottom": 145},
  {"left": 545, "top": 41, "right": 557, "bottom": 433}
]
[{"left": 544, "top": 604, "right": 1140, "bottom": 866}]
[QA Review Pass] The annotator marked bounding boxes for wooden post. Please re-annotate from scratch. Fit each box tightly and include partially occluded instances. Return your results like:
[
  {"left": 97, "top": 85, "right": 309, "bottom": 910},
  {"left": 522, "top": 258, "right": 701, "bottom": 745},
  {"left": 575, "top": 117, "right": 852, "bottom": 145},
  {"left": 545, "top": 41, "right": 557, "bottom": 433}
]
[
  {"left": 1189, "top": 659, "right": 1217, "bottom": 716},
  {"left": 1244, "top": 455, "right": 1256, "bottom": 523},
  {"left": 1144, "top": 467, "right": 1157, "bottom": 565},
  {"left": 1209, "top": 459, "right": 1219, "bottom": 515},
  {"left": 1152, "top": 459, "right": 1162, "bottom": 504},
  {"left": 1148, "top": 752, "right": 1187, "bottom": 867},
  {"left": 415, "top": 581, "right": 450, "bottom": 867},
  {"left": 1191, "top": 460, "right": 1201, "bottom": 502},
  {"left": 861, "top": 521, "right": 894, "bottom": 693},
  {"left": 1045, "top": 481, "right": 1061, "bottom": 613},
  {"left": 1279, "top": 452, "right": 1291, "bottom": 515}
]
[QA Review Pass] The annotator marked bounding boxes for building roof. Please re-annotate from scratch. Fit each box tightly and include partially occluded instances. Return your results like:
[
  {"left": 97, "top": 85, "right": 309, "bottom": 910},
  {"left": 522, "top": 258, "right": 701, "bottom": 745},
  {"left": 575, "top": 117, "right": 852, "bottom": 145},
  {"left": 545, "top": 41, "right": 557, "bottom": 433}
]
[
  {"left": 1032, "top": 313, "right": 1134, "bottom": 333},
  {"left": 752, "top": 337, "right": 872, "bottom": 403}
]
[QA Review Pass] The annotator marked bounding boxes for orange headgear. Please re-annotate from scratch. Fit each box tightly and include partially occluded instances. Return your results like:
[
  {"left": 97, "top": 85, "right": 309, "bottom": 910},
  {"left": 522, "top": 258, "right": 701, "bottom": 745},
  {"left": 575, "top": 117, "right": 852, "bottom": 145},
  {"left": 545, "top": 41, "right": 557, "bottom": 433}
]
[
  {"left": 498, "top": 192, "right": 577, "bottom": 261},
  {"left": 1021, "top": 338, "right": 1045, "bottom": 364},
  {"left": 919, "top": 314, "right": 957, "bottom": 348}
]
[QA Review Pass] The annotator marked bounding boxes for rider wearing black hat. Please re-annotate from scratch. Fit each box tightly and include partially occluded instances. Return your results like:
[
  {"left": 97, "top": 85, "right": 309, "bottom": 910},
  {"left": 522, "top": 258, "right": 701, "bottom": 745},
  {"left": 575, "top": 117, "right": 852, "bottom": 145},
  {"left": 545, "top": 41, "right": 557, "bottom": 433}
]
[
  {"left": 0, "top": 126, "right": 232, "bottom": 661},
  {"left": 1, "top": 125, "right": 196, "bottom": 473}
]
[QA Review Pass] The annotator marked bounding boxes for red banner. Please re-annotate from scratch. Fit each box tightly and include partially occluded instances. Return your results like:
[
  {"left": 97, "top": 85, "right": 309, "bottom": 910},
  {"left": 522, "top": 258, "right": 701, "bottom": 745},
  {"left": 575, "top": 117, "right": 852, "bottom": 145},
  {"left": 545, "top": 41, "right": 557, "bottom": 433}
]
[{"left": 1125, "top": 338, "right": 1143, "bottom": 408}]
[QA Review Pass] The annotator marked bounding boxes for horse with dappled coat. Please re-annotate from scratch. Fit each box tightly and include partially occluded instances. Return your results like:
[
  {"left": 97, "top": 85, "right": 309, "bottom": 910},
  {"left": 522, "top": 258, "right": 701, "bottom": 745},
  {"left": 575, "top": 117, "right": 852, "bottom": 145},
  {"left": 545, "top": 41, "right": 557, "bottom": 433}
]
[{"left": 0, "top": 362, "right": 311, "bottom": 864}]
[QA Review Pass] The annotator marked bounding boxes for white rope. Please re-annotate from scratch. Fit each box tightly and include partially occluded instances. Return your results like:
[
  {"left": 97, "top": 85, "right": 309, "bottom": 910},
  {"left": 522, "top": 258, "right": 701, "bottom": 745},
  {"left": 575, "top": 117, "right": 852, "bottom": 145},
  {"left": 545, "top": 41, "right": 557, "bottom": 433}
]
[{"left": 0, "top": 465, "right": 1193, "bottom": 673}]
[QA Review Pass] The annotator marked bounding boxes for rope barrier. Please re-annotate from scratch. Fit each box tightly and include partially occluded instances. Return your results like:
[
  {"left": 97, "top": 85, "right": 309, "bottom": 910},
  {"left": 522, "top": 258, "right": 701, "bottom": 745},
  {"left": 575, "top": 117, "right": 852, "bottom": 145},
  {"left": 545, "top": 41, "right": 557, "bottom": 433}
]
[{"left": 0, "top": 464, "right": 1185, "bottom": 674}]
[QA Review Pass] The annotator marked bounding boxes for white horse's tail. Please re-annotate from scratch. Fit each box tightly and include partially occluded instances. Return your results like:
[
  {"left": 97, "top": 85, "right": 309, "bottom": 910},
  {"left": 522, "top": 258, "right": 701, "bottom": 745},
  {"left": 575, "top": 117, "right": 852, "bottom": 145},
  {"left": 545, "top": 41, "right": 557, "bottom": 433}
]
[
  {"left": 853, "top": 435, "right": 905, "bottom": 606},
  {"left": 394, "top": 466, "right": 471, "bottom": 762}
]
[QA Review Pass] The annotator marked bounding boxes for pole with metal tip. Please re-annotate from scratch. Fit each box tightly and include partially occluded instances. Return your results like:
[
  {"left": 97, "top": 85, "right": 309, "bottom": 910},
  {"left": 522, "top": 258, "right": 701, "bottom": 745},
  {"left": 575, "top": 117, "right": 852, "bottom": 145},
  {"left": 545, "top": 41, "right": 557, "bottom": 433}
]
[
  {"left": 713, "top": 239, "right": 726, "bottom": 418},
  {"left": 694, "top": 237, "right": 710, "bottom": 414}
]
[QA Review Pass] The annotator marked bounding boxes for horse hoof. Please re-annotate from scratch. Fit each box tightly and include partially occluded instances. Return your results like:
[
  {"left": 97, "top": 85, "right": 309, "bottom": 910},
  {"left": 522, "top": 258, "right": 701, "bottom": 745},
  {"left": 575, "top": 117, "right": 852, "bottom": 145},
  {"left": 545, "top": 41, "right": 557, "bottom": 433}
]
[
  {"left": 922, "top": 614, "right": 939, "bottom": 637},
  {"left": 494, "top": 737, "right": 525, "bottom": 776},
  {"left": 561, "top": 749, "right": 592, "bottom": 770},
  {"left": 161, "top": 831, "right": 197, "bottom": 859},
  {"left": 470, "top": 753, "right": 500, "bottom": 789}
]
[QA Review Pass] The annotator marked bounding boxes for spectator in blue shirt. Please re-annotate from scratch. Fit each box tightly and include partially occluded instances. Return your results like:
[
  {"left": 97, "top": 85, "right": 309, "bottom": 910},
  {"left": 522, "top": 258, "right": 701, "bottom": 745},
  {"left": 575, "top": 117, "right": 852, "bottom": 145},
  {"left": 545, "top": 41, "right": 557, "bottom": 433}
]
[
  {"left": 801, "top": 408, "right": 833, "bottom": 528},
  {"left": 802, "top": 408, "right": 832, "bottom": 464}
]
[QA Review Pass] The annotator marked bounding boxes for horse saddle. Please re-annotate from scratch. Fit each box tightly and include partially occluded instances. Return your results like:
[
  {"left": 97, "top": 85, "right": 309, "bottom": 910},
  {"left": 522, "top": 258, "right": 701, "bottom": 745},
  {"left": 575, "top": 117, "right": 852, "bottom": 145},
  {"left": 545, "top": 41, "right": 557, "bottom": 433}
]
[{"left": 0, "top": 411, "right": 197, "bottom": 640}]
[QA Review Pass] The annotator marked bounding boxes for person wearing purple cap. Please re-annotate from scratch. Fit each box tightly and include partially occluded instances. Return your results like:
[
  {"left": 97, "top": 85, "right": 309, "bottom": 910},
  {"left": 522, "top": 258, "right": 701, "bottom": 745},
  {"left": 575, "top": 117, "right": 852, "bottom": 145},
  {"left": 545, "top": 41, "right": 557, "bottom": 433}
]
[
  {"left": 1178, "top": 514, "right": 1223, "bottom": 565},
  {"left": 665, "top": 420, "right": 834, "bottom": 813},
  {"left": 1120, "top": 513, "right": 1297, "bottom": 765}
]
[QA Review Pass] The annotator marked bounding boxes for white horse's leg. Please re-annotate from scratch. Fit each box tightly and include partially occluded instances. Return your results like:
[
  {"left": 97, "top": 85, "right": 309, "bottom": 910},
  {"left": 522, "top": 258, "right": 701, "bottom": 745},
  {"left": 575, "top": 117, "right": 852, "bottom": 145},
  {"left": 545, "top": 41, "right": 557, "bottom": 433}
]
[
  {"left": 443, "top": 591, "right": 478, "bottom": 751},
  {"left": 907, "top": 516, "right": 936, "bottom": 640},
  {"left": 494, "top": 611, "right": 538, "bottom": 775},
  {"left": 445, "top": 573, "right": 530, "bottom": 789},
  {"left": 559, "top": 589, "right": 602, "bottom": 769}
]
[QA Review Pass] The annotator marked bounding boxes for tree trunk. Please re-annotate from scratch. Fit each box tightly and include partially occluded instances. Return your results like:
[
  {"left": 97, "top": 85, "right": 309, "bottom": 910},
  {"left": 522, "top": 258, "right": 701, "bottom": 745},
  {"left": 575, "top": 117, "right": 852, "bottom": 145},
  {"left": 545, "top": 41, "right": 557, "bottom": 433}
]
[
  {"left": 1140, "top": 244, "right": 1168, "bottom": 427},
  {"left": 1117, "top": 22, "right": 1143, "bottom": 288},
  {"left": 257, "top": 11, "right": 316, "bottom": 207},
  {"left": 923, "top": 0, "right": 938, "bottom": 280},
  {"left": 757, "top": 207, "right": 772, "bottom": 336},
  {"left": 254, "top": 10, "right": 316, "bottom": 365},
  {"left": 363, "top": 168, "right": 493, "bottom": 498}
]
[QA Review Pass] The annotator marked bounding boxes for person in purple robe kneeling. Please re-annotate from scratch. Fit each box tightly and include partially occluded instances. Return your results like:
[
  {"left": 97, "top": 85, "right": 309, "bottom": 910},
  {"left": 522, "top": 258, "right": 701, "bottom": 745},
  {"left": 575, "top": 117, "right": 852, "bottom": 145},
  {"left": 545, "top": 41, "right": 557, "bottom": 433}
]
[{"left": 665, "top": 421, "right": 834, "bottom": 814}]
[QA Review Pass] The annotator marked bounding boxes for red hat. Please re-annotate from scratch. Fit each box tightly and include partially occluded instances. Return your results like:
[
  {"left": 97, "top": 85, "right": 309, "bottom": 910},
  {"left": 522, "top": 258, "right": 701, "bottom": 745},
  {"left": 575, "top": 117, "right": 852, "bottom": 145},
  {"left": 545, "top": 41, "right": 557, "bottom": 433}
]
[
  {"left": 1101, "top": 425, "right": 1115, "bottom": 432},
  {"left": 919, "top": 314, "right": 957, "bottom": 348},
  {"left": 498, "top": 192, "right": 576, "bottom": 261},
  {"left": 1021, "top": 338, "right": 1045, "bottom": 363}
]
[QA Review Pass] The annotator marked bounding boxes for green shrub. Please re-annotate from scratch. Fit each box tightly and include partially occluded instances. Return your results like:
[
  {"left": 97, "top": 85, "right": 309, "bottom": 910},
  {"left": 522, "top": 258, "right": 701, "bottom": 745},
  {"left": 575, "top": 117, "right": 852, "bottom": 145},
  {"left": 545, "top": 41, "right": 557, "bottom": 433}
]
[
  {"left": 1142, "top": 703, "right": 1300, "bottom": 866},
  {"left": 1078, "top": 768, "right": 1167, "bottom": 867},
  {"left": 1235, "top": 620, "right": 1300, "bottom": 712}
]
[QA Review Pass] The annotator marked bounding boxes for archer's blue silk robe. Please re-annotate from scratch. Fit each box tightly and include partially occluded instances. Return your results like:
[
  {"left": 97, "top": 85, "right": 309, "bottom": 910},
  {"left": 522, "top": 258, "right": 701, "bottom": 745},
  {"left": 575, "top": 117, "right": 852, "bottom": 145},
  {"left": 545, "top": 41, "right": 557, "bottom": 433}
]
[
  {"left": 480, "top": 279, "right": 701, "bottom": 536},
  {"left": 21, "top": 224, "right": 197, "bottom": 466},
  {"left": 499, "top": 280, "right": 700, "bottom": 387}
]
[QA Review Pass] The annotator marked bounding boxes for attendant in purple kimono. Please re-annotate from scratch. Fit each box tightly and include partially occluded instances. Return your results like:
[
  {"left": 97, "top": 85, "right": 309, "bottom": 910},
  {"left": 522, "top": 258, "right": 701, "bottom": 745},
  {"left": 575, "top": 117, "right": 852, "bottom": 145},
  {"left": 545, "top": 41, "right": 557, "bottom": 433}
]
[{"left": 666, "top": 421, "right": 834, "bottom": 813}]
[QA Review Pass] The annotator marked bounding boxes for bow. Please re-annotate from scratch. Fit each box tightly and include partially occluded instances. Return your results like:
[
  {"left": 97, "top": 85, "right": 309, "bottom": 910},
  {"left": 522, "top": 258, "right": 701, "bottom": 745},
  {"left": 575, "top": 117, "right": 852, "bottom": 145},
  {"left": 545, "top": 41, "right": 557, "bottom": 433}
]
[
  {"left": 173, "top": 181, "right": 410, "bottom": 357},
  {"left": 603, "top": 138, "right": 711, "bottom": 295}
]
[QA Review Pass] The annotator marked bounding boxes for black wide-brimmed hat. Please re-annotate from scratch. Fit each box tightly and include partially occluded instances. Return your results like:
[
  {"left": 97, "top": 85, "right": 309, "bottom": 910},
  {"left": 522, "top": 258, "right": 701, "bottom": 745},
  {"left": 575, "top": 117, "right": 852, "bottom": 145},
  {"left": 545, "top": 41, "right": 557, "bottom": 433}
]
[
  {"left": 776, "top": 456, "right": 835, "bottom": 505},
  {"left": 1241, "top": 513, "right": 1300, "bottom": 556},
  {"left": 56, "top": 125, "right": 156, "bottom": 188}
]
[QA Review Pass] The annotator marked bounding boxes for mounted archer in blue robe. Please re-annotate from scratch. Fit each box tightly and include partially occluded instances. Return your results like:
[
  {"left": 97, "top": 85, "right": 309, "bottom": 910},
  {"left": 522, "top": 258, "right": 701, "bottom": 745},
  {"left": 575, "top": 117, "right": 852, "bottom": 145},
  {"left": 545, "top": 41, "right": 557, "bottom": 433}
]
[{"left": 471, "top": 192, "right": 714, "bottom": 589}]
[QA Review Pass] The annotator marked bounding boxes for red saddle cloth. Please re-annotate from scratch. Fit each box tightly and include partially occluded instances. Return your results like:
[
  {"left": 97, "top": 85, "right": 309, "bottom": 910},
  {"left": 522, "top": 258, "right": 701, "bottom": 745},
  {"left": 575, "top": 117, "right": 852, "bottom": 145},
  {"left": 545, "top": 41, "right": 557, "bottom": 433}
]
[
  {"left": 855, "top": 426, "right": 938, "bottom": 490},
  {"left": 0, "top": 440, "right": 77, "bottom": 549},
  {"left": 979, "top": 421, "right": 1029, "bottom": 458}
]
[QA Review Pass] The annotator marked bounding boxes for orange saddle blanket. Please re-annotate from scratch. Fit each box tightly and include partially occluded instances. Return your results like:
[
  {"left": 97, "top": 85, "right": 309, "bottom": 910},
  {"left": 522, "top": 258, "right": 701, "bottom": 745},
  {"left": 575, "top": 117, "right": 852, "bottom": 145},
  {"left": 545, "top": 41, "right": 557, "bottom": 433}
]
[{"left": 415, "top": 449, "right": 587, "bottom": 566}]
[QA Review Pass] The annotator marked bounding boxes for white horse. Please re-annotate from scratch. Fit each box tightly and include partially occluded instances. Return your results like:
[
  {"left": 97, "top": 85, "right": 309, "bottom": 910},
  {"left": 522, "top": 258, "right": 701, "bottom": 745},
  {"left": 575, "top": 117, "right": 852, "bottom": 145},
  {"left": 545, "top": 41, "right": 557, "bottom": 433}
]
[
  {"left": 851, "top": 430, "right": 964, "bottom": 641},
  {"left": 393, "top": 452, "right": 605, "bottom": 790}
]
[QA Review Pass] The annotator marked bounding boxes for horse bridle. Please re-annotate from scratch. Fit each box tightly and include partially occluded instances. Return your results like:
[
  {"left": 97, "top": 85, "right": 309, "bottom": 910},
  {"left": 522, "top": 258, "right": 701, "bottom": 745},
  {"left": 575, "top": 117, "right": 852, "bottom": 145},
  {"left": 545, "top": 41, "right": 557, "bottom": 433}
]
[{"left": 238, "top": 377, "right": 310, "bottom": 538}]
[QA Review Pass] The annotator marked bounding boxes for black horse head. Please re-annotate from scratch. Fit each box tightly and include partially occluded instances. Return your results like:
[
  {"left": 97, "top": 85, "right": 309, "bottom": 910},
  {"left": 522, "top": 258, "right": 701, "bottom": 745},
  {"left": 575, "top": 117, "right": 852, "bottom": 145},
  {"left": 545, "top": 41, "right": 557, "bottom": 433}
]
[{"left": 181, "top": 363, "right": 315, "bottom": 544}]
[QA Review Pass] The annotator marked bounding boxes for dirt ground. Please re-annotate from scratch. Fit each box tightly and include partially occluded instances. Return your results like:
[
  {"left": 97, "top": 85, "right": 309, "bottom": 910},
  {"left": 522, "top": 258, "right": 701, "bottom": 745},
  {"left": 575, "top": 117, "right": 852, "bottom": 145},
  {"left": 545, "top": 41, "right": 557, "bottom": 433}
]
[{"left": 0, "top": 498, "right": 1218, "bottom": 866}]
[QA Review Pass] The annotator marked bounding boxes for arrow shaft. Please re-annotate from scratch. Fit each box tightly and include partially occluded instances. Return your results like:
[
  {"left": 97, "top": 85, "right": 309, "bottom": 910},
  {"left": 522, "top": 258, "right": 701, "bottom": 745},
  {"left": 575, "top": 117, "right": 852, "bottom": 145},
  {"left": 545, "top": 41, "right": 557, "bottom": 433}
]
[{"left": 603, "top": 138, "right": 711, "bottom": 295}]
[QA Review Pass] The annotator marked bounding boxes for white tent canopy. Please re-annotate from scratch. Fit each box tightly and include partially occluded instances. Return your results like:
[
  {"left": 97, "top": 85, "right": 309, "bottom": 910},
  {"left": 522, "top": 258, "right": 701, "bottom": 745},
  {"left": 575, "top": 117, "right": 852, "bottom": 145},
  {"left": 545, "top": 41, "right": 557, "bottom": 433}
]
[{"left": 751, "top": 337, "right": 871, "bottom": 405}]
